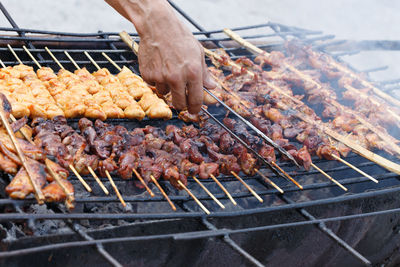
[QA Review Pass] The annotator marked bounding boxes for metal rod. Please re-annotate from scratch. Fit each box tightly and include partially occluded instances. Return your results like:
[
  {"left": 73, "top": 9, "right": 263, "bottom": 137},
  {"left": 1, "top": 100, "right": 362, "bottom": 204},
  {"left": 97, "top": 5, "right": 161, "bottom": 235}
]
[
  {"left": 230, "top": 171, "right": 263, "bottom": 203},
  {"left": 177, "top": 180, "right": 210, "bottom": 214},
  {"left": 192, "top": 176, "right": 225, "bottom": 209},
  {"left": 150, "top": 175, "right": 177, "bottom": 211},
  {"left": 105, "top": 170, "right": 126, "bottom": 207},
  {"left": 210, "top": 174, "right": 237, "bottom": 205}
]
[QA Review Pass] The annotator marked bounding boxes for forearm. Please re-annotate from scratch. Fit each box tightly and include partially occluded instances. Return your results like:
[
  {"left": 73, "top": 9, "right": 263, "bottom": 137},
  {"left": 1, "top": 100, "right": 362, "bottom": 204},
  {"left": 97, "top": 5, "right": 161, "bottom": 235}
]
[{"left": 105, "top": 0, "right": 185, "bottom": 38}]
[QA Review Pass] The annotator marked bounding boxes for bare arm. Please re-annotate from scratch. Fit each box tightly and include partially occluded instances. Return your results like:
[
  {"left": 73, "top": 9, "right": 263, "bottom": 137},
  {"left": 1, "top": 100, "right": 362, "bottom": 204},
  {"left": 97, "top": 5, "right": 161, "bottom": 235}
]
[{"left": 105, "top": 0, "right": 215, "bottom": 113}]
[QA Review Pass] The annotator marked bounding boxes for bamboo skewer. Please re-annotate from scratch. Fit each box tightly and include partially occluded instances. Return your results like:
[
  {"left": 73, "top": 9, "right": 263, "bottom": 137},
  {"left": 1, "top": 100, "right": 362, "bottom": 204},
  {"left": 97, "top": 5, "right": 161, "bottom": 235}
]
[
  {"left": 45, "top": 47, "right": 64, "bottom": 70},
  {"left": 150, "top": 175, "right": 177, "bottom": 211},
  {"left": 0, "top": 59, "right": 6, "bottom": 68},
  {"left": 19, "top": 47, "right": 93, "bottom": 192},
  {"left": 0, "top": 97, "right": 44, "bottom": 203},
  {"left": 87, "top": 166, "right": 109, "bottom": 195},
  {"left": 192, "top": 176, "right": 225, "bottom": 209},
  {"left": 177, "top": 180, "right": 210, "bottom": 214},
  {"left": 204, "top": 40, "right": 400, "bottom": 177},
  {"left": 45, "top": 158, "right": 75, "bottom": 209},
  {"left": 270, "top": 161, "right": 303, "bottom": 190},
  {"left": 7, "top": 44, "right": 22, "bottom": 65},
  {"left": 331, "top": 154, "right": 378, "bottom": 183},
  {"left": 224, "top": 28, "right": 400, "bottom": 156},
  {"left": 9, "top": 114, "right": 35, "bottom": 145},
  {"left": 254, "top": 168, "right": 284, "bottom": 194},
  {"left": 69, "top": 164, "right": 92, "bottom": 192},
  {"left": 132, "top": 168, "right": 155, "bottom": 197},
  {"left": 101, "top": 53, "right": 122, "bottom": 71},
  {"left": 84, "top": 51, "right": 101, "bottom": 70},
  {"left": 311, "top": 162, "right": 348, "bottom": 191},
  {"left": 105, "top": 170, "right": 126, "bottom": 207},
  {"left": 119, "top": 31, "right": 139, "bottom": 56},
  {"left": 231, "top": 171, "right": 263, "bottom": 203},
  {"left": 210, "top": 174, "right": 237, "bottom": 205},
  {"left": 64, "top": 51, "right": 80, "bottom": 70}
]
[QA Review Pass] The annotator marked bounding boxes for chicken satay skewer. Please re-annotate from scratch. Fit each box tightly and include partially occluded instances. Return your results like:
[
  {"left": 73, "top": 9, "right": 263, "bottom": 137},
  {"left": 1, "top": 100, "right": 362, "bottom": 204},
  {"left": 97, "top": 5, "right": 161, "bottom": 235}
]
[
  {"left": 20, "top": 48, "right": 93, "bottom": 192},
  {"left": 105, "top": 170, "right": 126, "bottom": 207},
  {"left": 132, "top": 168, "right": 155, "bottom": 197},
  {"left": 205, "top": 50, "right": 380, "bottom": 184},
  {"left": 230, "top": 171, "right": 263, "bottom": 203},
  {"left": 177, "top": 180, "right": 210, "bottom": 214},
  {"left": 150, "top": 175, "right": 177, "bottom": 211},
  {"left": 45, "top": 158, "right": 75, "bottom": 209},
  {"left": 192, "top": 176, "right": 225, "bottom": 209},
  {"left": 0, "top": 94, "right": 44, "bottom": 203}
]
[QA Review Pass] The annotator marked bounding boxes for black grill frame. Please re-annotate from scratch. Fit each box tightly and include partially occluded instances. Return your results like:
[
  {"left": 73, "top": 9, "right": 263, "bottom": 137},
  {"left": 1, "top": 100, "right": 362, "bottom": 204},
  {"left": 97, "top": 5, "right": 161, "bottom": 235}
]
[{"left": 0, "top": 1, "right": 400, "bottom": 266}]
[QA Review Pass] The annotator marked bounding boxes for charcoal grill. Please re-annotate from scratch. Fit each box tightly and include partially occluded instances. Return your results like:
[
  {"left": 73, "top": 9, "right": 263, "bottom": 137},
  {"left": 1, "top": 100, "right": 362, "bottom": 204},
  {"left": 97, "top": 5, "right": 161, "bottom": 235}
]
[{"left": 1, "top": 1, "right": 400, "bottom": 266}]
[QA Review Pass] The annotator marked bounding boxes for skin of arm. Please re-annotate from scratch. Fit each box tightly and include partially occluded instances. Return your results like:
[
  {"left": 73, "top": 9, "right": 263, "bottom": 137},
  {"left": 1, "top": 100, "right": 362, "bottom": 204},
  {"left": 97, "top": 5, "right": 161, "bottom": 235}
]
[{"left": 105, "top": 0, "right": 216, "bottom": 113}]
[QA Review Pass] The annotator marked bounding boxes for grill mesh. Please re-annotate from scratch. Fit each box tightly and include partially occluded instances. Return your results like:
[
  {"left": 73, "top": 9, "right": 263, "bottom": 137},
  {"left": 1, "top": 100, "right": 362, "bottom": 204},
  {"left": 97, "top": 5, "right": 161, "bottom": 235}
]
[{"left": 0, "top": 1, "right": 400, "bottom": 266}]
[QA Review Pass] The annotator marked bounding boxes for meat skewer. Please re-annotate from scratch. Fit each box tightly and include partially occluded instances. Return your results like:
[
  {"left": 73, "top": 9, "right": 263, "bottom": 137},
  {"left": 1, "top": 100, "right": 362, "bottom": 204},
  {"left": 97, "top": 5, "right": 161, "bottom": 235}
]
[
  {"left": 230, "top": 171, "right": 263, "bottom": 203},
  {"left": 178, "top": 179, "right": 210, "bottom": 214},
  {"left": 105, "top": 170, "right": 126, "bottom": 207},
  {"left": 18, "top": 48, "right": 95, "bottom": 193},
  {"left": 0, "top": 93, "right": 44, "bottom": 203},
  {"left": 223, "top": 31, "right": 400, "bottom": 157},
  {"left": 132, "top": 168, "right": 155, "bottom": 197},
  {"left": 205, "top": 46, "right": 400, "bottom": 177},
  {"left": 151, "top": 174, "right": 177, "bottom": 211},
  {"left": 210, "top": 173, "right": 237, "bottom": 206}
]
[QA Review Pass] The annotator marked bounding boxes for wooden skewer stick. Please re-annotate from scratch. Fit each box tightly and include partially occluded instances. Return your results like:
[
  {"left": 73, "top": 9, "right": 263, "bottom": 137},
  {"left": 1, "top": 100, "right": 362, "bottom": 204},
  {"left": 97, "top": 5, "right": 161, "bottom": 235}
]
[
  {"left": 105, "top": 170, "right": 126, "bottom": 207},
  {"left": 150, "top": 175, "right": 177, "bottom": 211},
  {"left": 0, "top": 59, "right": 6, "bottom": 68},
  {"left": 45, "top": 158, "right": 75, "bottom": 209},
  {"left": 209, "top": 174, "right": 237, "bottom": 205},
  {"left": 7, "top": 44, "right": 22, "bottom": 65},
  {"left": 230, "top": 171, "right": 263, "bottom": 203},
  {"left": 22, "top": 46, "right": 41, "bottom": 68},
  {"left": 240, "top": 177, "right": 268, "bottom": 202},
  {"left": 101, "top": 53, "right": 122, "bottom": 72},
  {"left": 84, "top": 51, "right": 101, "bottom": 71},
  {"left": 192, "top": 176, "right": 225, "bottom": 209},
  {"left": 270, "top": 161, "right": 303, "bottom": 190},
  {"left": 9, "top": 114, "right": 35, "bottom": 145},
  {"left": 254, "top": 168, "right": 284, "bottom": 194},
  {"left": 310, "top": 162, "right": 348, "bottom": 191},
  {"left": 132, "top": 168, "right": 155, "bottom": 197},
  {"left": 119, "top": 31, "right": 139, "bottom": 56},
  {"left": 0, "top": 99, "right": 44, "bottom": 203},
  {"left": 177, "top": 180, "right": 210, "bottom": 214},
  {"left": 87, "top": 166, "right": 109, "bottom": 195},
  {"left": 63, "top": 51, "right": 81, "bottom": 70},
  {"left": 69, "top": 164, "right": 92, "bottom": 192},
  {"left": 45, "top": 47, "right": 64, "bottom": 70},
  {"left": 331, "top": 154, "right": 378, "bottom": 183}
]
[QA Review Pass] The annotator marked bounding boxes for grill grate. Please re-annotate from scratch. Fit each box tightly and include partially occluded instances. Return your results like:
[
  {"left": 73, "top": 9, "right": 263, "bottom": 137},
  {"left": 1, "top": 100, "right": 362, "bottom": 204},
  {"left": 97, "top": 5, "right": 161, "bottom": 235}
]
[{"left": 0, "top": 1, "right": 400, "bottom": 266}]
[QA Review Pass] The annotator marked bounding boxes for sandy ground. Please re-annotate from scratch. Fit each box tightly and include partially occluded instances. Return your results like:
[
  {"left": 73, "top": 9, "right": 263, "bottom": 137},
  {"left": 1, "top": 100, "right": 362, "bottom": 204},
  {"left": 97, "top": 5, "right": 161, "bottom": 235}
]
[{"left": 0, "top": 0, "right": 399, "bottom": 84}]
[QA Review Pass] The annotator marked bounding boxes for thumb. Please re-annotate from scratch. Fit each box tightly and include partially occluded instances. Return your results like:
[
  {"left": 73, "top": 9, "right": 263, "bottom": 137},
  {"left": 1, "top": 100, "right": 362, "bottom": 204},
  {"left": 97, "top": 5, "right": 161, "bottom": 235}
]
[{"left": 203, "top": 70, "right": 217, "bottom": 89}]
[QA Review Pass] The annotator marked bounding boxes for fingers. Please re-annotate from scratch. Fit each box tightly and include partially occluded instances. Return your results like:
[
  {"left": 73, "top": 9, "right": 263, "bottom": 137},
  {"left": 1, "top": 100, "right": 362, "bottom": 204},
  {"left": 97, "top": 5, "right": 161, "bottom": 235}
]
[
  {"left": 202, "top": 59, "right": 217, "bottom": 89},
  {"left": 187, "top": 78, "right": 203, "bottom": 114},
  {"left": 156, "top": 83, "right": 170, "bottom": 95},
  {"left": 168, "top": 78, "right": 187, "bottom": 111}
]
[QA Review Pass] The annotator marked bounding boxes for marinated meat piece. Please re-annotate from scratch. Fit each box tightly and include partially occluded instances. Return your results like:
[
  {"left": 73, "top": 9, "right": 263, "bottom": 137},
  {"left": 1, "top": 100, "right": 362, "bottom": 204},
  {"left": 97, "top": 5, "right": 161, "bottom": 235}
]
[
  {"left": 117, "top": 151, "right": 139, "bottom": 179},
  {"left": 258, "top": 145, "right": 276, "bottom": 163},
  {"left": 45, "top": 159, "right": 69, "bottom": 182},
  {"left": 181, "top": 125, "right": 199, "bottom": 138},
  {"left": 179, "top": 159, "right": 200, "bottom": 177},
  {"left": 283, "top": 127, "right": 302, "bottom": 139},
  {"left": 42, "top": 179, "right": 74, "bottom": 203},
  {"left": 98, "top": 157, "right": 118, "bottom": 177},
  {"left": 294, "top": 146, "right": 312, "bottom": 171},
  {"left": 197, "top": 135, "right": 219, "bottom": 152},
  {"left": 239, "top": 152, "right": 257, "bottom": 176},
  {"left": 0, "top": 152, "right": 18, "bottom": 174},
  {"left": 316, "top": 145, "right": 339, "bottom": 161},
  {"left": 144, "top": 134, "right": 165, "bottom": 150},
  {"left": 6, "top": 159, "right": 46, "bottom": 199},
  {"left": 199, "top": 162, "right": 219, "bottom": 179},
  {"left": 219, "top": 132, "right": 235, "bottom": 154}
]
